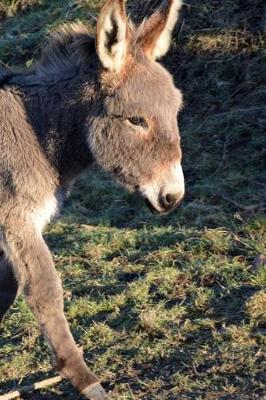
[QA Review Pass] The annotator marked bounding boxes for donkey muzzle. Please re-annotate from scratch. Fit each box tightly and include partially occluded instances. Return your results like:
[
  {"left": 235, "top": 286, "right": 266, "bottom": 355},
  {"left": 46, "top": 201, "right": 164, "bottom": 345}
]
[
  {"left": 145, "top": 191, "right": 184, "bottom": 215},
  {"left": 141, "top": 163, "right": 185, "bottom": 215}
]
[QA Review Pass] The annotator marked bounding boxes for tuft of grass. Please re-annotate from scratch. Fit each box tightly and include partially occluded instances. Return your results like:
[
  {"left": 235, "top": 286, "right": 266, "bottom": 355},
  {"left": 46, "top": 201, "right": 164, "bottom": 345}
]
[
  {"left": 246, "top": 290, "right": 266, "bottom": 326},
  {"left": 0, "top": 0, "right": 265, "bottom": 399}
]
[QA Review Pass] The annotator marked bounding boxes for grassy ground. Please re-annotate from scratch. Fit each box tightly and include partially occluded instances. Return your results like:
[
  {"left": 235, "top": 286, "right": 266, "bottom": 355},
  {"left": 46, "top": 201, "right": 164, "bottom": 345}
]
[{"left": 0, "top": 0, "right": 265, "bottom": 399}]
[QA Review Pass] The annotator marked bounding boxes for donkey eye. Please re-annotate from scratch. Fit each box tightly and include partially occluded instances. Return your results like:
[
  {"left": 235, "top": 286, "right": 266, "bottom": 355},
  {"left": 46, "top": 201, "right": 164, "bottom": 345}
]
[{"left": 127, "top": 117, "right": 148, "bottom": 129}]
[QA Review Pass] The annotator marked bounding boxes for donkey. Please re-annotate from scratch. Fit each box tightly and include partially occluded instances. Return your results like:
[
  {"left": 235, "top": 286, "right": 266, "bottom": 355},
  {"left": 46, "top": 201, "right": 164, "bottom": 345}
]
[{"left": 0, "top": 0, "right": 184, "bottom": 398}]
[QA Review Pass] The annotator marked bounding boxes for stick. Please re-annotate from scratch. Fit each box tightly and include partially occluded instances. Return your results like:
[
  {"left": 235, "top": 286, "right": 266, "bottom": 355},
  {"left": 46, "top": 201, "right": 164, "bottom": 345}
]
[
  {"left": 221, "top": 194, "right": 264, "bottom": 212},
  {"left": 0, "top": 376, "right": 63, "bottom": 400}
]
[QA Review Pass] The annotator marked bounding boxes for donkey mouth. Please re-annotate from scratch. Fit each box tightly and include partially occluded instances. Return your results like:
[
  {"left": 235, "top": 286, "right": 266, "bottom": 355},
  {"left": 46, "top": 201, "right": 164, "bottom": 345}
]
[
  {"left": 145, "top": 198, "right": 179, "bottom": 216},
  {"left": 145, "top": 199, "right": 161, "bottom": 215}
]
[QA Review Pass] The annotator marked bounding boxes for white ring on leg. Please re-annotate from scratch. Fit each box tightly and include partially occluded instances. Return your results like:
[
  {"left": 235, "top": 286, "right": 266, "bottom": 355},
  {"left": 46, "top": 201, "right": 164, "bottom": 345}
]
[{"left": 81, "top": 382, "right": 108, "bottom": 399}]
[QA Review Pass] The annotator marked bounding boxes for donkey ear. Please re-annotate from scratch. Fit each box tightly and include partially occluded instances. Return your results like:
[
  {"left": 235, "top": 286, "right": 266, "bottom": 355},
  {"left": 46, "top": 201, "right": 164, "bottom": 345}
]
[
  {"left": 138, "top": 0, "right": 182, "bottom": 60},
  {"left": 96, "top": 0, "right": 128, "bottom": 73}
]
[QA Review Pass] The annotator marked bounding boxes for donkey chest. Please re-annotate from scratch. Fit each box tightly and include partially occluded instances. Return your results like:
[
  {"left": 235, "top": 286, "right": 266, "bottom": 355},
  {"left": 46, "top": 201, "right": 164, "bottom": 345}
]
[
  {"left": 31, "top": 187, "right": 69, "bottom": 232},
  {"left": 32, "top": 196, "right": 59, "bottom": 232}
]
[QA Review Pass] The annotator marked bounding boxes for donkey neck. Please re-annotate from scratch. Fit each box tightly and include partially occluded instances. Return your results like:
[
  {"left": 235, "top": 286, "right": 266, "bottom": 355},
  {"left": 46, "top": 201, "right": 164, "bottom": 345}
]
[
  {"left": 1, "top": 24, "right": 100, "bottom": 185},
  {"left": 13, "top": 74, "right": 98, "bottom": 185}
]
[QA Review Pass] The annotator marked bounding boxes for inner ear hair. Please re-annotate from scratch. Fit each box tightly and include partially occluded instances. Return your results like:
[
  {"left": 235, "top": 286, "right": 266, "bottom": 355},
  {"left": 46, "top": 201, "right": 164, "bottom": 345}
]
[
  {"left": 96, "top": 0, "right": 128, "bottom": 73},
  {"left": 105, "top": 14, "right": 119, "bottom": 51}
]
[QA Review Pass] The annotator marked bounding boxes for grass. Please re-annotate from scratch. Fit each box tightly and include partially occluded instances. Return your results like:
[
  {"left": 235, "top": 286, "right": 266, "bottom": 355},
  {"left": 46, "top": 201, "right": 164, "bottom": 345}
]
[{"left": 0, "top": 0, "right": 265, "bottom": 399}]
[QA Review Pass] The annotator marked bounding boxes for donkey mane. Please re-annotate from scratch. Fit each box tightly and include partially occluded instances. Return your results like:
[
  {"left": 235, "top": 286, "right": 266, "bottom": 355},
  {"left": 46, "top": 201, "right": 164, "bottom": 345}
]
[
  {"left": 1, "top": 23, "right": 98, "bottom": 86},
  {"left": 35, "top": 21, "right": 140, "bottom": 82},
  {"left": 36, "top": 23, "right": 96, "bottom": 80},
  {"left": 4, "top": 21, "right": 144, "bottom": 86}
]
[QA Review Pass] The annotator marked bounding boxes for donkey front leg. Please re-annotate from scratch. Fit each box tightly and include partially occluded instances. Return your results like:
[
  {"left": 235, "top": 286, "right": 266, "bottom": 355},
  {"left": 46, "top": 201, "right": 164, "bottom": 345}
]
[{"left": 5, "top": 226, "right": 107, "bottom": 400}]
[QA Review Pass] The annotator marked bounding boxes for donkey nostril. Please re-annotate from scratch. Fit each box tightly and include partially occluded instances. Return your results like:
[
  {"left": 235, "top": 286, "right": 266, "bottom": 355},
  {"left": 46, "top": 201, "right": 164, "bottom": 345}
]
[
  {"left": 160, "top": 193, "right": 180, "bottom": 210},
  {"left": 165, "top": 193, "right": 178, "bottom": 207}
]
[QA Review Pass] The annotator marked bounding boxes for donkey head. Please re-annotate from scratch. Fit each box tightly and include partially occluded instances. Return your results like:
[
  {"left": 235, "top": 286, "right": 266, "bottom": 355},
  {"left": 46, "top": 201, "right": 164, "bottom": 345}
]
[{"left": 90, "top": 0, "right": 184, "bottom": 215}]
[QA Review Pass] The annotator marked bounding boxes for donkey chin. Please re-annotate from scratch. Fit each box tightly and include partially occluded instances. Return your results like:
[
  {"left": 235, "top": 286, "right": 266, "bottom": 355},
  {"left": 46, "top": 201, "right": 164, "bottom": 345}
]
[{"left": 140, "top": 163, "right": 185, "bottom": 215}]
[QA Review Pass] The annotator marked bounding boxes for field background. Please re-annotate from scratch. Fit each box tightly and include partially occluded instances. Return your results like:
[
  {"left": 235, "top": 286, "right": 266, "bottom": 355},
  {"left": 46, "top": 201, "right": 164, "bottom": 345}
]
[{"left": 0, "top": 0, "right": 265, "bottom": 399}]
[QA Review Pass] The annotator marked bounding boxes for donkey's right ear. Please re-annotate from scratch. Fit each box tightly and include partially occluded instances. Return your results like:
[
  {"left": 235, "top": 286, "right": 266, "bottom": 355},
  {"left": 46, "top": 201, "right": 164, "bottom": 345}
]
[{"left": 96, "top": 0, "right": 128, "bottom": 73}]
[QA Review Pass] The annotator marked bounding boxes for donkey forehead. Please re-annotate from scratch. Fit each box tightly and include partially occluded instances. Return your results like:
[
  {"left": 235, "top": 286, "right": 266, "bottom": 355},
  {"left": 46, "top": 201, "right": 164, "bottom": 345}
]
[
  {"left": 128, "top": 61, "right": 180, "bottom": 107},
  {"left": 105, "top": 58, "right": 182, "bottom": 114}
]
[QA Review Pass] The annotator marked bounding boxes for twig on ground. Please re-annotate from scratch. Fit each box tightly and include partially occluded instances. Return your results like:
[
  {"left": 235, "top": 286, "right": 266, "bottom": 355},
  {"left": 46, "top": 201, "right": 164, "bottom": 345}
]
[
  {"left": 0, "top": 376, "right": 62, "bottom": 400},
  {"left": 221, "top": 194, "right": 264, "bottom": 212}
]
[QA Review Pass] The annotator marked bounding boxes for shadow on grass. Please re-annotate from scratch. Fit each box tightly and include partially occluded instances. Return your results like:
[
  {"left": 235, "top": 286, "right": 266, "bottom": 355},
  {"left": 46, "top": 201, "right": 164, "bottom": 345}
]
[
  {"left": 22, "top": 393, "right": 63, "bottom": 400},
  {"left": 209, "top": 285, "right": 259, "bottom": 324}
]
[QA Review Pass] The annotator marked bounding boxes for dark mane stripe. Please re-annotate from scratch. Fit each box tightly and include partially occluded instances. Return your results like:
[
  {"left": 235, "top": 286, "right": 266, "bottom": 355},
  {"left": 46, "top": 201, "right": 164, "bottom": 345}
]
[
  {"left": 37, "top": 22, "right": 95, "bottom": 77},
  {"left": 1, "top": 23, "right": 96, "bottom": 86}
]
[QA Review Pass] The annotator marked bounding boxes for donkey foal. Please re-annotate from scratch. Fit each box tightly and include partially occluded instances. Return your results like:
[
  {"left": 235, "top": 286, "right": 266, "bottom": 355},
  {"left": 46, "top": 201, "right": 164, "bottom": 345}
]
[{"left": 0, "top": 0, "right": 185, "bottom": 398}]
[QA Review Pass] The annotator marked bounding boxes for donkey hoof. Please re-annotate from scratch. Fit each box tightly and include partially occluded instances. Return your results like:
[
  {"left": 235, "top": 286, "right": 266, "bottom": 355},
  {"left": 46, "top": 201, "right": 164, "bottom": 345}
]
[{"left": 82, "top": 382, "right": 108, "bottom": 400}]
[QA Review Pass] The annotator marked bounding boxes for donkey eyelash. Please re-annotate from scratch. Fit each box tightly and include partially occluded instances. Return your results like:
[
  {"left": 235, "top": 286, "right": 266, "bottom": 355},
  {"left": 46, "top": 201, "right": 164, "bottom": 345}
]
[
  {"left": 111, "top": 114, "right": 149, "bottom": 130},
  {"left": 127, "top": 117, "right": 148, "bottom": 129}
]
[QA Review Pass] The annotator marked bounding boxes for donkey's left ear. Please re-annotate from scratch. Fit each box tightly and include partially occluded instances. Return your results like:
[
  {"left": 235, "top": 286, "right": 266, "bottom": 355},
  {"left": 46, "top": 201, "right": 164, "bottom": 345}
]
[
  {"left": 96, "top": 0, "right": 128, "bottom": 73},
  {"left": 138, "top": 0, "right": 182, "bottom": 60}
]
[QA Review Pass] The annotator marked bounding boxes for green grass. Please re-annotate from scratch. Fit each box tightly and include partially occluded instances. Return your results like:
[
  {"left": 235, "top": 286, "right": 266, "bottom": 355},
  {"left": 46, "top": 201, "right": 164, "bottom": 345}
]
[{"left": 0, "top": 0, "right": 265, "bottom": 399}]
